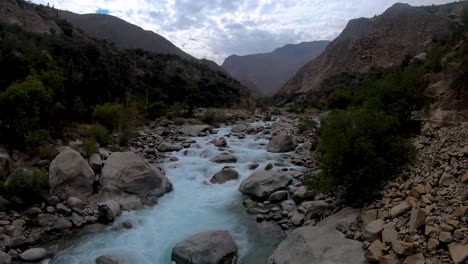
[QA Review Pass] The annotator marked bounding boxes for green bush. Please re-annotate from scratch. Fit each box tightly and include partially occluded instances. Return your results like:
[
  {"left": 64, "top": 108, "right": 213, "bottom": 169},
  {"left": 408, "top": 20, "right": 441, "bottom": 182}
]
[
  {"left": 88, "top": 124, "right": 109, "bottom": 146},
  {"left": 327, "top": 89, "right": 353, "bottom": 110},
  {"left": 24, "top": 129, "right": 51, "bottom": 151},
  {"left": 297, "top": 119, "right": 317, "bottom": 134},
  {"left": 5, "top": 167, "right": 49, "bottom": 201},
  {"left": 202, "top": 108, "right": 229, "bottom": 124},
  {"left": 146, "top": 101, "right": 168, "bottom": 119},
  {"left": 0, "top": 76, "right": 52, "bottom": 149},
  {"left": 92, "top": 103, "right": 123, "bottom": 131},
  {"left": 308, "top": 109, "right": 416, "bottom": 204},
  {"left": 82, "top": 138, "right": 99, "bottom": 156}
]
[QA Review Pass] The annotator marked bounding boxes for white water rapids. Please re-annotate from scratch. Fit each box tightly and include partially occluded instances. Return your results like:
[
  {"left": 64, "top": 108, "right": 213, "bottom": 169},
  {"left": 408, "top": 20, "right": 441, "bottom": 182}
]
[{"left": 47, "top": 121, "right": 303, "bottom": 264}]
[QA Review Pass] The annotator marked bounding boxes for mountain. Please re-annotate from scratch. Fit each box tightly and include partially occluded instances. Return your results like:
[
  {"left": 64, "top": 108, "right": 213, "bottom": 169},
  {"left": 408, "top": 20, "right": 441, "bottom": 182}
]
[
  {"left": 279, "top": 3, "right": 458, "bottom": 97},
  {"left": 222, "top": 41, "right": 330, "bottom": 96},
  {"left": 0, "top": 0, "right": 251, "bottom": 109},
  {"left": 58, "top": 11, "right": 193, "bottom": 60},
  {"left": 58, "top": 11, "right": 228, "bottom": 74}
]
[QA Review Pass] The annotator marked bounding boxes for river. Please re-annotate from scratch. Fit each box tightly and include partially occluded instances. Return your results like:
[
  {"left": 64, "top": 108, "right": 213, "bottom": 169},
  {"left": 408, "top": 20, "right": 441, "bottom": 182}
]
[{"left": 46, "top": 121, "right": 303, "bottom": 264}]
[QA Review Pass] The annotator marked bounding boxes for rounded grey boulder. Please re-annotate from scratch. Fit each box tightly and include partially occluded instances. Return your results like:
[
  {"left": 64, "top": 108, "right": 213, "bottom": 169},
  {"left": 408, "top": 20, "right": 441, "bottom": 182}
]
[
  {"left": 210, "top": 167, "right": 239, "bottom": 184},
  {"left": 239, "top": 171, "right": 292, "bottom": 200},
  {"left": 266, "top": 133, "right": 295, "bottom": 153},
  {"left": 100, "top": 152, "right": 172, "bottom": 197},
  {"left": 172, "top": 230, "right": 238, "bottom": 264},
  {"left": 49, "top": 147, "right": 95, "bottom": 199}
]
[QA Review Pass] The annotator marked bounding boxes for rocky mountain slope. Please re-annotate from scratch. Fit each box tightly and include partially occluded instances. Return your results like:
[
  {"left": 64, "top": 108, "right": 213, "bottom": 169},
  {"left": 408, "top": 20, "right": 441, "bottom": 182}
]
[
  {"left": 279, "top": 3, "right": 459, "bottom": 96},
  {"left": 222, "top": 41, "right": 329, "bottom": 96}
]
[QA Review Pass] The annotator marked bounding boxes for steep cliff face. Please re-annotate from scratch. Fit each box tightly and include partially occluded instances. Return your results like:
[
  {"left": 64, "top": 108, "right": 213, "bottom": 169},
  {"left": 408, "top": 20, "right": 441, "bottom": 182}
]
[
  {"left": 222, "top": 41, "right": 329, "bottom": 96},
  {"left": 280, "top": 3, "right": 456, "bottom": 96}
]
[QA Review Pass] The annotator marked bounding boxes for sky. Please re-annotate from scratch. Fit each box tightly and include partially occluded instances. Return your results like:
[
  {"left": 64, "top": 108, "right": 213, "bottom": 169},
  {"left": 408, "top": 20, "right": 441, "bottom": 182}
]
[{"left": 31, "top": 0, "right": 456, "bottom": 64}]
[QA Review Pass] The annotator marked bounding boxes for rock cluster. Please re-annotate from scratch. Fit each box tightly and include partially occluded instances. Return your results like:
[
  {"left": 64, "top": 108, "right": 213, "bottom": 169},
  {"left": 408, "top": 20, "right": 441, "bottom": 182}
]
[{"left": 357, "top": 123, "right": 468, "bottom": 264}]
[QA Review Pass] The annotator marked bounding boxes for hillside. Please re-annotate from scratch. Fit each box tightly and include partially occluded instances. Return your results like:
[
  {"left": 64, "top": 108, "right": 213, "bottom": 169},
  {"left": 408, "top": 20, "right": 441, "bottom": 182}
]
[
  {"left": 58, "top": 11, "right": 227, "bottom": 74},
  {"left": 279, "top": 3, "right": 459, "bottom": 97},
  {"left": 222, "top": 41, "right": 329, "bottom": 96}
]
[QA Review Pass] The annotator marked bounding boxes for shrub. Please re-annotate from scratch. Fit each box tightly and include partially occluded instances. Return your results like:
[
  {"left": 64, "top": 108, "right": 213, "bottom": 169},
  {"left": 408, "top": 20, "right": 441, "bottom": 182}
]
[
  {"left": 0, "top": 76, "right": 52, "bottom": 149},
  {"left": 82, "top": 138, "right": 99, "bottom": 156},
  {"left": 327, "top": 89, "right": 353, "bottom": 110},
  {"left": 202, "top": 108, "right": 229, "bottom": 124},
  {"left": 146, "top": 101, "right": 168, "bottom": 119},
  {"left": 297, "top": 118, "right": 317, "bottom": 134},
  {"left": 24, "top": 129, "right": 51, "bottom": 151},
  {"left": 92, "top": 103, "right": 123, "bottom": 131},
  {"left": 308, "top": 109, "right": 416, "bottom": 204},
  {"left": 5, "top": 167, "right": 49, "bottom": 201},
  {"left": 88, "top": 124, "right": 109, "bottom": 146}
]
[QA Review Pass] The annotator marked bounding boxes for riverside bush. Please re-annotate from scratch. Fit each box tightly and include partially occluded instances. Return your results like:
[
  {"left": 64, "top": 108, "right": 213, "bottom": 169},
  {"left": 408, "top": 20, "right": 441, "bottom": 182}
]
[
  {"left": 309, "top": 109, "right": 416, "bottom": 204},
  {"left": 88, "top": 124, "right": 109, "bottom": 146},
  {"left": 92, "top": 103, "right": 123, "bottom": 131}
]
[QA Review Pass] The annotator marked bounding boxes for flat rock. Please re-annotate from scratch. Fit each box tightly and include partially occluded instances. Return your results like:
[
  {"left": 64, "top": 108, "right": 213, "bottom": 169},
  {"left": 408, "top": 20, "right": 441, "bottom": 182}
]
[
  {"left": 448, "top": 242, "right": 468, "bottom": 264},
  {"left": 96, "top": 255, "right": 128, "bottom": 264},
  {"left": 390, "top": 201, "right": 412, "bottom": 218}
]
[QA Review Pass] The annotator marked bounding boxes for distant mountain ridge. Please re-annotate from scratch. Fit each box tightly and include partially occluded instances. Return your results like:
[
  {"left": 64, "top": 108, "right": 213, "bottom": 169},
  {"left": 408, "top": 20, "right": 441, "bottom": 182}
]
[
  {"left": 222, "top": 41, "right": 330, "bottom": 96},
  {"left": 279, "top": 3, "right": 460, "bottom": 97}
]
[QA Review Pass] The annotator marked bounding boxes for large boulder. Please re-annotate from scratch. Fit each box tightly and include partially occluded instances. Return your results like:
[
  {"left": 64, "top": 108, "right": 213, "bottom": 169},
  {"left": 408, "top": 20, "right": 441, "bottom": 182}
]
[
  {"left": 49, "top": 147, "right": 95, "bottom": 199},
  {"left": 210, "top": 167, "right": 239, "bottom": 184},
  {"left": 172, "top": 230, "right": 237, "bottom": 264},
  {"left": 269, "top": 208, "right": 366, "bottom": 264},
  {"left": 100, "top": 152, "right": 172, "bottom": 197},
  {"left": 266, "top": 133, "right": 295, "bottom": 153},
  {"left": 180, "top": 125, "right": 212, "bottom": 137},
  {"left": 239, "top": 171, "right": 292, "bottom": 200}
]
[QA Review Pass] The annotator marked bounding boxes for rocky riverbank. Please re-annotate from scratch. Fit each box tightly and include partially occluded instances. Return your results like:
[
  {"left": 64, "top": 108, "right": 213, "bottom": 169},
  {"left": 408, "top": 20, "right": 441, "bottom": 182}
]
[{"left": 358, "top": 122, "right": 468, "bottom": 264}]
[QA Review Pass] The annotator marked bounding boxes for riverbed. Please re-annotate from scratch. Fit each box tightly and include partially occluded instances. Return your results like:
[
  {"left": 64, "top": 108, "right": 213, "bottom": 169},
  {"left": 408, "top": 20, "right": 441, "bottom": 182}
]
[{"left": 46, "top": 122, "right": 303, "bottom": 264}]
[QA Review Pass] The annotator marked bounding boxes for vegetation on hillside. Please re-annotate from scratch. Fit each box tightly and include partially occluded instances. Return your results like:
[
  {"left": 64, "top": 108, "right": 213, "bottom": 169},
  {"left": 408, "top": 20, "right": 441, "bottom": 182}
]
[{"left": 0, "top": 3, "right": 248, "bottom": 151}]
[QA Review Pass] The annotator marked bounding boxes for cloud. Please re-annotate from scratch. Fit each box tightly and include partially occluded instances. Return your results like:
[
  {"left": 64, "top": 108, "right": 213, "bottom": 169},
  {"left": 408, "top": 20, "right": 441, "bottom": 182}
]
[{"left": 31, "top": 0, "right": 457, "bottom": 64}]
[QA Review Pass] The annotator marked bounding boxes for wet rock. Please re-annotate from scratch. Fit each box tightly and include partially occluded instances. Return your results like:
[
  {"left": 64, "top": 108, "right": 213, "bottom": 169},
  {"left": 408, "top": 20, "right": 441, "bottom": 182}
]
[
  {"left": 172, "top": 230, "right": 237, "bottom": 264},
  {"left": 157, "top": 142, "right": 183, "bottom": 152},
  {"left": 180, "top": 125, "right": 212, "bottom": 137},
  {"left": 49, "top": 147, "right": 95, "bottom": 199},
  {"left": 98, "top": 200, "right": 121, "bottom": 223},
  {"left": 210, "top": 167, "right": 239, "bottom": 184},
  {"left": 101, "top": 152, "right": 172, "bottom": 198},
  {"left": 214, "top": 138, "right": 227, "bottom": 147},
  {"left": 96, "top": 255, "right": 128, "bottom": 264},
  {"left": 210, "top": 153, "right": 237, "bottom": 163},
  {"left": 19, "top": 248, "right": 48, "bottom": 261},
  {"left": 266, "top": 133, "right": 295, "bottom": 153},
  {"left": 231, "top": 125, "right": 246, "bottom": 133},
  {"left": 239, "top": 170, "right": 292, "bottom": 200}
]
